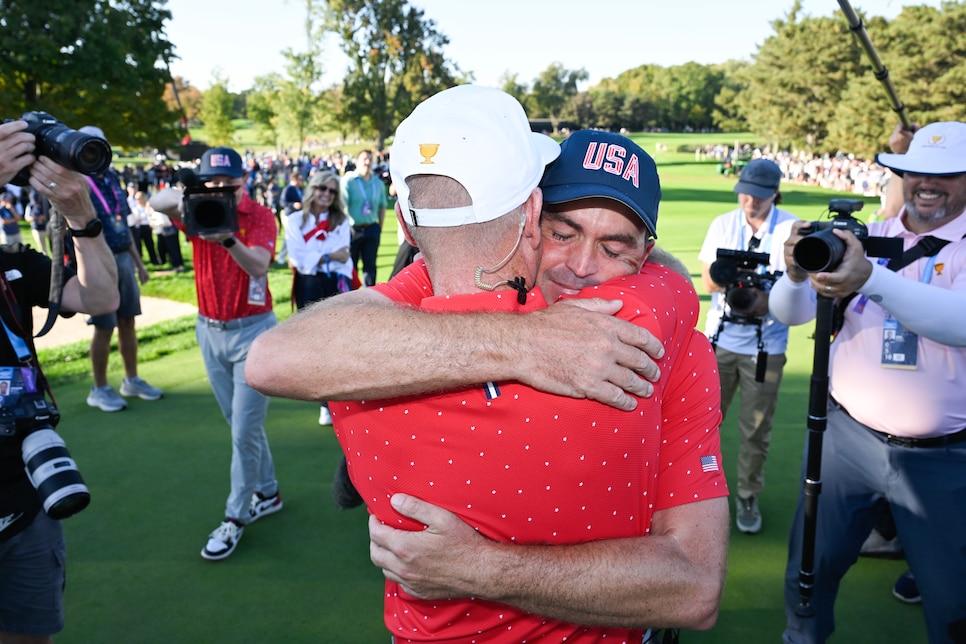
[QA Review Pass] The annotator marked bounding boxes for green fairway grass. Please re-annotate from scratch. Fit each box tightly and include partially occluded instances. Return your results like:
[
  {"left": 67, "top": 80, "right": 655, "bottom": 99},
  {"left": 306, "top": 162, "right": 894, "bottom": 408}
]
[{"left": 48, "top": 133, "right": 925, "bottom": 643}]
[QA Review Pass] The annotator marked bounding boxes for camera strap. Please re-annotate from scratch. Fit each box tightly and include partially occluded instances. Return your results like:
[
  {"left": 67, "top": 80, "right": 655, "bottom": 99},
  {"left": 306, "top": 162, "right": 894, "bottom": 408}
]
[
  {"left": 833, "top": 234, "right": 952, "bottom": 334},
  {"left": 35, "top": 197, "right": 64, "bottom": 338}
]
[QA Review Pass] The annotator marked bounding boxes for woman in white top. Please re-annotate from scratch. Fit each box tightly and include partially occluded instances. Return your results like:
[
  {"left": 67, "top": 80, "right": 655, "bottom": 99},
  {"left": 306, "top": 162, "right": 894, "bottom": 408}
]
[{"left": 285, "top": 170, "right": 353, "bottom": 310}]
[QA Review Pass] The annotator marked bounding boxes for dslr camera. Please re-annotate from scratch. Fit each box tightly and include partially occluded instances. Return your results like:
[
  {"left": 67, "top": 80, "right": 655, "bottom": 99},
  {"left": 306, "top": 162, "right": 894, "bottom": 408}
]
[
  {"left": 3, "top": 111, "right": 113, "bottom": 185},
  {"left": 709, "top": 249, "right": 781, "bottom": 323},
  {"left": 177, "top": 167, "right": 239, "bottom": 237},
  {"left": 793, "top": 199, "right": 902, "bottom": 272},
  {"left": 0, "top": 367, "right": 89, "bottom": 520}
]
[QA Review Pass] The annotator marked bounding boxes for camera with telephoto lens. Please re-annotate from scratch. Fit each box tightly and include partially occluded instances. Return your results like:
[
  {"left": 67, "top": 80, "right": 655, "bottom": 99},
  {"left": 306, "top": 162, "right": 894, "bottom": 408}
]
[
  {"left": 176, "top": 167, "right": 239, "bottom": 237},
  {"left": 0, "top": 367, "right": 90, "bottom": 520},
  {"left": 709, "top": 248, "right": 781, "bottom": 322},
  {"left": 3, "top": 112, "right": 113, "bottom": 186},
  {"left": 793, "top": 199, "right": 903, "bottom": 272}
]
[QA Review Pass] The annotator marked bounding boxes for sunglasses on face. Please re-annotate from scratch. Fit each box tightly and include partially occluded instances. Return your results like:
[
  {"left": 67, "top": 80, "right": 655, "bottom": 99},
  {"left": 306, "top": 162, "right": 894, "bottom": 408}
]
[{"left": 316, "top": 186, "right": 338, "bottom": 196}]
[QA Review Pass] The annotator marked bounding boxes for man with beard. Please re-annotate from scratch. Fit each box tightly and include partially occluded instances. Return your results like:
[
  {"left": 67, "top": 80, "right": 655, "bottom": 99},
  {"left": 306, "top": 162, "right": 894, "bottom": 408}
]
[{"left": 771, "top": 121, "right": 966, "bottom": 644}]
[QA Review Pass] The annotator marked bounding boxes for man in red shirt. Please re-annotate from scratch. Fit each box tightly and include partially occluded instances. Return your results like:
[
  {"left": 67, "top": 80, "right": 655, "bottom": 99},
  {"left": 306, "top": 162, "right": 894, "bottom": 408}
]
[
  {"left": 249, "top": 87, "right": 728, "bottom": 641},
  {"left": 151, "top": 147, "right": 282, "bottom": 561}
]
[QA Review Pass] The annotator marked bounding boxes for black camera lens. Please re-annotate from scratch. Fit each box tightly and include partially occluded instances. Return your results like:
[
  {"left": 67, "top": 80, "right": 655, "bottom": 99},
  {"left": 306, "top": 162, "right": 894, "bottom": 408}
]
[
  {"left": 41, "top": 127, "right": 113, "bottom": 176},
  {"left": 793, "top": 230, "right": 846, "bottom": 273}
]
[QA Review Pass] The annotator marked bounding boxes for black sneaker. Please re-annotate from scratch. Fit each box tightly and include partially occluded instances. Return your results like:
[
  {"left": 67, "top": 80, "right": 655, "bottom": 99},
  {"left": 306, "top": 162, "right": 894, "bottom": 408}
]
[{"left": 892, "top": 571, "right": 921, "bottom": 604}]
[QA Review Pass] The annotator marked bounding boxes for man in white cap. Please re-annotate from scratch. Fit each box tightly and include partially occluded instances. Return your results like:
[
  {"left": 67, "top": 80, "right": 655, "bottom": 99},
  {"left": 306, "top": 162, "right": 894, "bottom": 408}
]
[
  {"left": 699, "top": 158, "right": 800, "bottom": 535},
  {"left": 249, "top": 86, "right": 728, "bottom": 640},
  {"left": 771, "top": 121, "right": 966, "bottom": 644}
]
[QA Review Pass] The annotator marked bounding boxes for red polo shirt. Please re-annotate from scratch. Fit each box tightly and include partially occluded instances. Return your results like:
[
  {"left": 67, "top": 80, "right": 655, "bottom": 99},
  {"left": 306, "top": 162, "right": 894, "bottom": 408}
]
[
  {"left": 177, "top": 194, "right": 277, "bottom": 321},
  {"left": 333, "top": 260, "right": 726, "bottom": 643}
]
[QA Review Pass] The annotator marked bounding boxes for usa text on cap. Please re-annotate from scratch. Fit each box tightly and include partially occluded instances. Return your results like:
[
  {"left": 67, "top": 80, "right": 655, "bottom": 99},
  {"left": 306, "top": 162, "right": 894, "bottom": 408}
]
[{"left": 540, "top": 130, "right": 660, "bottom": 238}]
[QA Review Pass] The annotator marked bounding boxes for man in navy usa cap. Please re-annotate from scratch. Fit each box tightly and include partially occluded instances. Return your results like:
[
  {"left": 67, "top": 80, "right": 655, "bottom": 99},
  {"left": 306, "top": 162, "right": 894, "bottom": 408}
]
[
  {"left": 249, "top": 85, "right": 728, "bottom": 638},
  {"left": 151, "top": 145, "right": 282, "bottom": 562}
]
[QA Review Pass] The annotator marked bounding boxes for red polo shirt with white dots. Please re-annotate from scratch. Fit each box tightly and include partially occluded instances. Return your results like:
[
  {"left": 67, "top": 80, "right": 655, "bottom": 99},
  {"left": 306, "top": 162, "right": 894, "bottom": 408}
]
[
  {"left": 333, "top": 260, "right": 726, "bottom": 643},
  {"left": 177, "top": 194, "right": 277, "bottom": 321}
]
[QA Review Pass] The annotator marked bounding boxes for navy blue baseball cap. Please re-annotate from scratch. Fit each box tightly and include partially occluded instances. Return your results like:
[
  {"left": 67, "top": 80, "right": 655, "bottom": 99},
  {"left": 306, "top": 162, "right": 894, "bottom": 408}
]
[
  {"left": 198, "top": 147, "right": 245, "bottom": 180},
  {"left": 734, "top": 158, "right": 781, "bottom": 199},
  {"left": 540, "top": 130, "right": 660, "bottom": 238}
]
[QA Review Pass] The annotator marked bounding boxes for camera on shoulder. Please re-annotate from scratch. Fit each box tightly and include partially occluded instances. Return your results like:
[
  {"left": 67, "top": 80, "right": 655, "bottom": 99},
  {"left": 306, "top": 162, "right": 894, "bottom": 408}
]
[
  {"left": 709, "top": 248, "right": 781, "bottom": 323},
  {"left": 176, "top": 167, "right": 240, "bottom": 237}
]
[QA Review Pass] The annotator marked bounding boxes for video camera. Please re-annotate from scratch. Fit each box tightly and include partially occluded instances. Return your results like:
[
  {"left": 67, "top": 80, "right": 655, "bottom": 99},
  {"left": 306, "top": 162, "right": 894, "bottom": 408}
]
[
  {"left": 793, "top": 199, "right": 902, "bottom": 272},
  {"left": 709, "top": 248, "right": 781, "bottom": 322},
  {"left": 0, "top": 367, "right": 89, "bottom": 520},
  {"left": 176, "top": 167, "right": 239, "bottom": 237},
  {"left": 3, "top": 111, "right": 113, "bottom": 186}
]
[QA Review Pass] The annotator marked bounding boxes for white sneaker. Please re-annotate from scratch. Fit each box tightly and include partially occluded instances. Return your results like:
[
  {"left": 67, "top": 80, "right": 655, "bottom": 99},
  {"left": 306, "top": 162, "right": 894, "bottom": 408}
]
[
  {"left": 87, "top": 385, "right": 127, "bottom": 412},
  {"left": 201, "top": 519, "right": 244, "bottom": 561},
  {"left": 319, "top": 405, "right": 332, "bottom": 426},
  {"left": 736, "top": 496, "right": 762, "bottom": 534},
  {"left": 120, "top": 376, "right": 163, "bottom": 401}
]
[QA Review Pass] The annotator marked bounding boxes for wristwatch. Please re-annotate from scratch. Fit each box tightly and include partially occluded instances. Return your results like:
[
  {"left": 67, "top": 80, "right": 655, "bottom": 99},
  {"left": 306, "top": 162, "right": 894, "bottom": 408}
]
[
  {"left": 222, "top": 237, "right": 237, "bottom": 248},
  {"left": 67, "top": 218, "right": 104, "bottom": 238}
]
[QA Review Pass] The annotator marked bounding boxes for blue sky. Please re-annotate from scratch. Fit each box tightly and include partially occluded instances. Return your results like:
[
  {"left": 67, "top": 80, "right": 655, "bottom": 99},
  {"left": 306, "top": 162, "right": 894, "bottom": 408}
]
[{"left": 163, "top": 0, "right": 945, "bottom": 92}]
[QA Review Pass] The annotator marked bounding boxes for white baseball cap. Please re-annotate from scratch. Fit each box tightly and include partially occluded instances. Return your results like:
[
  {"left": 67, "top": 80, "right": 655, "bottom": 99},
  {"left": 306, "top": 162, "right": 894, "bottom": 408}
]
[
  {"left": 79, "top": 125, "right": 107, "bottom": 140},
  {"left": 877, "top": 121, "right": 966, "bottom": 176},
  {"left": 390, "top": 85, "right": 560, "bottom": 227}
]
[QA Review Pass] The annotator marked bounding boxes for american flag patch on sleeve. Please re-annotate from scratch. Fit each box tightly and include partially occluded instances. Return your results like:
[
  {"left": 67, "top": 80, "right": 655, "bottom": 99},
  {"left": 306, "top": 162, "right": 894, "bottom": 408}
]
[{"left": 700, "top": 455, "right": 719, "bottom": 472}]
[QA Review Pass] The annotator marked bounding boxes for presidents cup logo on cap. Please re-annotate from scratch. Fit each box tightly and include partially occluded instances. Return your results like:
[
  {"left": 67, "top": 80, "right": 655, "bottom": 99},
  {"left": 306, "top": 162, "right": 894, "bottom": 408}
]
[
  {"left": 876, "top": 121, "right": 966, "bottom": 176},
  {"left": 390, "top": 85, "right": 560, "bottom": 228},
  {"left": 419, "top": 143, "right": 440, "bottom": 164}
]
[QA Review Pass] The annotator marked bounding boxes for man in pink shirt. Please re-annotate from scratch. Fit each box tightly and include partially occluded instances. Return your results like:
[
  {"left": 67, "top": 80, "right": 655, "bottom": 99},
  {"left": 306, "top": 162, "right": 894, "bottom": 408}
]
[{"left": 771, "top": 121, "right": 966, "bottom": 644}]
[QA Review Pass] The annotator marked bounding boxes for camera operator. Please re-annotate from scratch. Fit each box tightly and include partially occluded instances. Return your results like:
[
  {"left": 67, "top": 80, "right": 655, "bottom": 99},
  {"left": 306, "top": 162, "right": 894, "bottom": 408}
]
[
  {"left": 0, "top": 118, "right": 119, "bottom": 643},
  {"left": 770, "top": 122, "right": 966, "bottom": 644},
  {"left": 698, "top": 158, "right": 799, "bottom": 535},
  {"left": 150, "top": 147, "right": 282, "bottom": 562}
]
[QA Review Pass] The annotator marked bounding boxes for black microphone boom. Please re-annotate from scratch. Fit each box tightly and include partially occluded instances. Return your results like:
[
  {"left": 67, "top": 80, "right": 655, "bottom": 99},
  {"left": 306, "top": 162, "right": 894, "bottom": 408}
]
[{"left": 836, "top": 0, "right": 912, "bottom": 129}]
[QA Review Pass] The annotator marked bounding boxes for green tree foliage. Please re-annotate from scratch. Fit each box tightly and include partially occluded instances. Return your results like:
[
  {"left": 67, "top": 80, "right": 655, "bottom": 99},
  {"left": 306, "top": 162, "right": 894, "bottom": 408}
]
[
  {"left": 319, "top": 0, "right": 462, "bottom": 149},
  {"left": 733, "top": 1, "right": 864, "bottom": 152},
  {"left": 276, "top": 49, "right": 325, "bottom": 156},
  {"left": 530, "top": 63, "right": 588, "bottom": 132},
  {"left": 712, "top": 61, "right": 750, "bottom": 133},
  {"left": 499, "top": 72, "right": 531, "bottom": 112},
  {"left": 0, "top": 0, "right": 181, "bottom": 150},
  {"left": 246, "top": 73, "right": 284, "bottom": 149},
  {"left": 199, "top": 73, "right": 235, "bottom": 147}
]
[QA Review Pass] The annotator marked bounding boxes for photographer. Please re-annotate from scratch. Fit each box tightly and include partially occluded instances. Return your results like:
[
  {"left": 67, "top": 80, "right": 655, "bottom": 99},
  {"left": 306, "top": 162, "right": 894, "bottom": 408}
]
[
  {"left": 699, "top": 158, "right": 799, "bottom": 535},
  {"left": 0, "top": 118, "right": 119, "bottom": 643},
  {"left": 150, "top": 147, "right": 282, "bottom": 562},
  {"left": 771, "top": 122, "right": 966, "bottom": 644}
]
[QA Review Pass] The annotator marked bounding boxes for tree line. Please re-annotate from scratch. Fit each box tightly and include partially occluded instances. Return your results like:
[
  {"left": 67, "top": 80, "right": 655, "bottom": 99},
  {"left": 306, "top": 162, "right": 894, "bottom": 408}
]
[{"left": 2, "top": 1, "right": 965, "bottom": 159}]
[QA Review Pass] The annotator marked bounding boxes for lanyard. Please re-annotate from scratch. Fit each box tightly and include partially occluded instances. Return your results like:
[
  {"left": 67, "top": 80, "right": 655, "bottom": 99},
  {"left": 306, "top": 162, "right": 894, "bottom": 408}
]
[
  {"left": 86, "top": 176, "right": 121, "bottom": 215},
  {"left": 0, "top": 316, "right": 30, "bottom": 361},
  {"left": 739, "top": 206, "right": 778, "bottom": 271}
]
